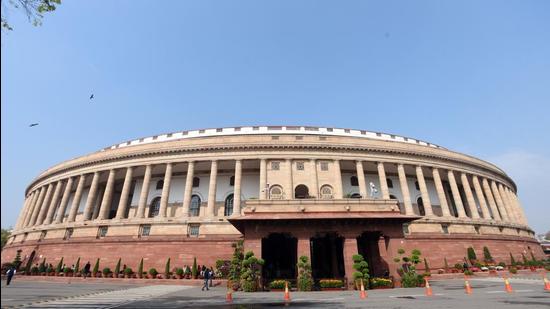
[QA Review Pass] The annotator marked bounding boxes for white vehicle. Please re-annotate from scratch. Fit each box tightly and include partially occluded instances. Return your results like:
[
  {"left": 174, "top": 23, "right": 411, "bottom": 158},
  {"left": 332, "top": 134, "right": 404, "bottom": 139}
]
[
  {"left": 495, "top": 266, "right": 504, "bottom": 270},
  {"left": 480, "top": 266, "right": 489, "bottom": 271}
]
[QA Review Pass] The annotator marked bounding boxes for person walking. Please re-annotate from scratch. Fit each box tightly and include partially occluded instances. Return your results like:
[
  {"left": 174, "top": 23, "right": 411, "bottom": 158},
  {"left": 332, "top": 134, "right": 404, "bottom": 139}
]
[
  {"left": 6, "top": 265, "right": 16, "bottom": 286},
  {"left": 83, "top": 261, "right": 91, "bottom": 279},
  {"left": 201, "top": 268, "right": 210, "bottom": 291},
  {"left": 208, "top": 266, "right": 214, "bottom": 287}
]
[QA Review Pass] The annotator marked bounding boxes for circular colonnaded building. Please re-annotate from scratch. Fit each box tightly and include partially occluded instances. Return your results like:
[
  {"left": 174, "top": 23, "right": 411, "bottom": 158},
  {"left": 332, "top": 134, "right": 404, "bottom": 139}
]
[{"left": 2, "top": 126, "right": 544, "bottom": 286}]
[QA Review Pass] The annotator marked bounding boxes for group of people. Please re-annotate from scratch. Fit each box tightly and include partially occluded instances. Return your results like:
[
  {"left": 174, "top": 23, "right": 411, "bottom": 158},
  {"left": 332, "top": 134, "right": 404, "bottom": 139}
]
[{"left": 199, "top": 265, "right": 214, "bottom": 291}]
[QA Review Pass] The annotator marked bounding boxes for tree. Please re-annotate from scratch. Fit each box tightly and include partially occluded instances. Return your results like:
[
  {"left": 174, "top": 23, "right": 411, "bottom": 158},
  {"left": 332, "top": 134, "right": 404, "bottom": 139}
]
[
  {"left": 12, "top": 249, "right": 22, "bottom": 270},
  {"left": 92, "top": 258, "right": 100, "bottom": 276},
  {"left": 74, "top": 257, "right": 80, "bottom": 274},
  {"left": 164, "top": 258, "right": 171, "bottom": 278},
  {"left": 240, "top": 251, "right": 264, "bottom": 292},
  {"left": 192, "top": 257, "right": 198, "bottom": 279},
  {"left": 114, "top": 258, "right": 121, "bottom": 276},
  {"left": 55, "top": 257, "right": 64, "bottom": 273},
  {"left": 229, "top": 240, "right": 244, "bottom": 289},
  {"left": 1, "top": 228, "right": 11, "bottom": 248},
  {"left": 137, "top": 258, "right": 144, "bottom": 278},
  {"left": 467, "top": 247, "right": 477, "bottom": 262},
  {"left": 296, "top": 256, "right": 313, "bottom": 291},
  {"left": 482, "top": 246, "right": 493, "bottom": 263},
  {"left": 1, "top": 0, "right": 61, "bottom": 31},
  {"left": 509, "top": 253, "right": 516, "bottom": 266},
  {"left": 352, "top": 254, "right": 370, "bottom": 285}
]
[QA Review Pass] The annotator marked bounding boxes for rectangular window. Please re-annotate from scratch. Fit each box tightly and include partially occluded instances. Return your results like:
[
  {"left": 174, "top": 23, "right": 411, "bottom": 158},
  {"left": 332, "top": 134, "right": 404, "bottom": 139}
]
[
  {"left": 188, "top": 224, "right": 200, "bottom": 237},
  {"left": 140, "top": 225, "right": 151, "bottom": 237},
  {"left": 271, "top": 161, "right": 280, "bottom": 170},
  {"left": 320, "top": 162, "right": 329, "bottom": 171},
  {"left": 97, "top": 226, "right": 108, "bottom": 238},
  {"left": 296, "top": 161, "right": 305, "bottom": 171},
  {"left": 64, "top": 228, "right": 74, "bottom": 240},
  {"left": 441, "top": 224, "right": 449, "bottom": 234},
  {"left": 38, "top": 231, "right": 47, "bottom": 242}
]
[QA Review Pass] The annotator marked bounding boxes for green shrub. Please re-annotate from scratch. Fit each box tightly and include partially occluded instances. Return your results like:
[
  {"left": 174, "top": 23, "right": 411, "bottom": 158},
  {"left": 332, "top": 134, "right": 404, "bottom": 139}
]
[
  {"left": 114, "top": 258, "right": 121, "bottom": 275},
  {"left": 474, "top": 262, "right": 483, "bottom": 268},
  {"left": 352, "top": 254, "right": 369, "bottom": 282},
  {"left": 319, "top": 279, "right": 343, "bottom": 288},
  {"left": 215, "top": 259, "right": 231, "bottom": 279},
  {"left": 165, "top": 258, "right": 171, "bottom": 277},
  {"left": 269, "top": 280, "right": 289, "bottom": 289},
  {"left": 102, "top": 267, "right": 111, "bottom": 275},
  {"left": 467, "top": 247, "right": 477, "bottom": 261},
  {"left": 31, "top": 266, "right": 39, "bottom": 274},
  {"left": 92, "top": 258, "right": 100, "bottom": 275},
  {"left": 544, "top": 265, "right": 550, "bottom": 271},
  {"left": 137, "top": 258, "right": 144, "bottom": 278},
  {"left": 240, "top": 251, "right": 264, "bottom": 292},
  {"left": 56, "top": 257, "right": 64, "bottom": 273},
  {"left": 370, "top": 277, "right": 393, "bottom": 288},
  {"left": 175, "top": 268, "right": 184, "bottom": 276},
  {"left": 229, "top": 240, "right": 244, "bottom": 289},
  {"left": 74, "top": 257, "right": 80, "bottom": 274},
  {"left": 39, "top": 258, "right": 47, "bottom": 273},
  {"left": 401, "top": 272, "right": 423, "bottom": 288},
  {"left": 454, "top": 263, "right": 464, "bottom": 270},
  {"left": 509, "top": 267, "right": 518, "bottom": 274},
  {"left": 124, "top": 267, "right": 133, "bottom": 275},
  {"left": 464, "top": 270, "right": 473, "bottom": 276},
  {"left": 192, "top": 257, "right": 198, "bottom": 279},
  {"left": 297, "top": 256, "right": 313, "bottom": 291},
  {"left": 148, "top": 268, "right": 158, "bottom": 276},
  {"left": 498, "top": 262, "right": 506, "bottom": 267},
  {"left": 509, "top": 253, "right": 516, "bottom": 266},
  {"left": 483, "top": 246, "right": 493, "bottom": 263}
]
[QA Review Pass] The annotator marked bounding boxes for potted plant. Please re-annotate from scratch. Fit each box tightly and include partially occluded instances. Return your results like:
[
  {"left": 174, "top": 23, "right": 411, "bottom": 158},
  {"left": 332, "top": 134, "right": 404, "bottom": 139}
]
[
  {"left": 352, "top": 254, "right": 369, "bottom": 290},
  {"left": 92, "top": 258, "right": 100, "bottom": 277},
  {"left": 239, "top": 251, "right": 264, "bottom": 292},
  {"left": 509, "top": 266, "right": 518, "bottom": 275},
  {"left": 137, "top": 258, "right": 144, "bottom": 278},
  {"left": 114, "top": 258, "right": 122, "bottom": 278},
  {"left": 269, "top": 279, "right": 288, "bottom": 291},
  {"left": 148, "top": 268, "right": 158, "bottom": 279},
  {"left": 370, "top": 277, "right": 393, "bottom": 289},
  {"left": 319, "top": 279, "right": 344, "bottom": 291},
  {"left": 297, "top": 256, "right": 313, "bottom": 291},
  {"left": 164, "top": 258, "right": 171, "bottom": 279},
  {"left": 31, "top": 266, "right": 39, "bottom": 276},
  {"left": 175, "top": 268, "right": 184, "bottom": 279},
  {"left": 102, "top": 267, "right": 112, "bottom": 278},
  {"left": 228, "top": 240, "right": 244, "bottom": 291},
  {"left": 123, "top": 267, "right": 133, "bottom": 278}
]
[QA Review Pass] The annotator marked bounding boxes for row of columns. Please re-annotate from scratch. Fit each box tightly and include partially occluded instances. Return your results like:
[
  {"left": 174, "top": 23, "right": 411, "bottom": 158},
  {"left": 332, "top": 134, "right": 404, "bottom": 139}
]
[{"left": 16, "top": 159, "right": 527, "bottom": 230}]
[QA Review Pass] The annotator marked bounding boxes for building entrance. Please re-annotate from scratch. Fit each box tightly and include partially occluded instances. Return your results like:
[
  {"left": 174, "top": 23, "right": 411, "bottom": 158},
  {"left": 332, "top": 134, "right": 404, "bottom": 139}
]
[
  {"left": 357, "top": 232, "right": 386, "bottom": 277},
  {"left": 262, "top": 233, "right": 297, "bottom": 281},
  {"left": 310, "top": 232, "right": 345, "bottom": 279}
]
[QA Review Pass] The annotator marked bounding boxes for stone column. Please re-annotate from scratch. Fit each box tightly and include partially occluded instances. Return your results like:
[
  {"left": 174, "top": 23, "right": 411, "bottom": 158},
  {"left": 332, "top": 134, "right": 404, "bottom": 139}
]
[
  {"left": 83, "top": 172, "right": 100, "bottom": 221},
  {"left": 448, "top": 171, "right": 467, "bottom": 218},
  {"left": 356, "top": 161, "right": 367, "bottom": 198},
  {"left": 181, "top": 162, "right": 195, "bottom": 218},
  {"left": 432, "top": 168, "right": 451, "bottom": 217},
  {"left": 286, "top": 159, "right": 293, "bottom": 199},
  {"left": 509, "top": 190, "right": 528, "bottom": 225},
  {"left": 416, "top": 166, "right": 433, "bottom": 216},
  {"left": 19, "top": 192, "right": 35, "bottom": 228},
  {"left": 310, "top": 159, "right": 319, "bottom": 197},
  {"left": 29, "top": 186, "right": 47, "bottom": 226},
  {"left": 377, "top": 162, "right": 390, "bottom": 199},
  {"left": 472, "top": 176, "right": 491, "bottom": 219},
  {"left": 55, "top": 177, "right": 74, "bottom": 224},
  {"left": 44, "top": 180, "right": 63, "bottom": 225},
  {"left": 460, "top": 173, "right": 480, "bottom": 219},
  {"left": 22, "top": 190, "right": 39, "bottom": 227},
  {"left": 506, "top": 187, "right": 523, "bottom": 224},
  {"left": 92, "top": 186, "right": 105, "bottom": 220},
  {"left": 297, "top": 237, "right": 311, "bottom": 260},
  {"left": 259, "top": 159, "right": 267, "bottom": 199},
  {"left": 159, "top": 163, "right": 173, "bottom": 218},
  {"left": 206, "top": 160, "right": 218, "bottom": 217},
  {"left": 482, "top": 178, "right": 501, "bottom": 221},
  {"left": 397, "top": 164, "right": 413, "bottom": 215},
  {"left": 36, "top": 183, "right": 54, "bottom": 225},
  {"left": 115, "top": 167, "right": 134, "bottom": 219},
  {"left": 136, "top": 165, "right": 152, "bottom": 218},
  {"left": 498, "top": 183, "right": 515, "bottom": 223},
  {"left": 68, "top": 175, "right": 86, "bottom": 222},
  {"left": 342, "top": 237, "right": 359, "bottom": 289},
  {"left": 490, "top": 181, "right": 509, "bottom": 221},
  {"left": 333, "top": 160, "right": 343, "bottom": 199},
  {"left": 97, "top": 169, "right": 116, "bottom": 220},
  {"left": 233, "top": 160, "right": 242, "bottom": 216},
  {"left": 15, "top": 194, "right": 32, "bottom": 229}
]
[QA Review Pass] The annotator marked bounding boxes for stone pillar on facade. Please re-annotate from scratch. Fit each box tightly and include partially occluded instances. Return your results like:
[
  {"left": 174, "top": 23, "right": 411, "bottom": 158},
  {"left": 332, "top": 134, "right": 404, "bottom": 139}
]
[
  {"left": 92, "top": 185, "right": 105, "bottom": 220},
  {"left": 83, "top": 172, "right": 100, "bottom": 221},
  {"left": 19, "top": 192, "right": 35, "bottom": 228},
  {"left": 377, "top": 162, "right": 390, "bottom": 199},
  {"left": 159, "top": 163, "right": 173, "bottom": 218},
  {"left": 297, "top": 236, "right": 311, "bottom": 260},
  {"left": 342, "top": 236, "right": 359, "bottom": 289},
  {"left": 15, "top": 194, "right": 32, "bottom": 229},
  {"left": 310, "top": 159, "right": 319, "bottom": 198},
  {"left": 68, "top": 175, "right": 86, "bottom": 222},
  {"left": 44, "top": 180, "right": 63, "bottom": 225},
  {"left": 206, "top": 160, "right": 218, "bottom": 217},
  {"left": 115, "top": 167, "right": 134, "bottom": 219},
  {"left": 233, "top": 160, "right": 242, "bottom": 216},
  {"left": 55, "top": 177, "right": 74, "bottom": 224},
  {"left": 333, "top": 160, "right": 343, "bottom": 199},
  {"left": 29, "top": 186, "right": 47, "bottom": 226},
  {"left": 397, "top": 164, "right": 413, "bottom": 215},
  {"left": 98, "top": 169, "right": 116, "bottom": 220},
  {"left": 22, "top": 190, "right": 39, "bottom": 227},
  {"left": 36, "top": 183, "right": 54, "bottom": 225},
  {"left": 356, "top": 160, "right": 367, "bottom": 198},
  {"left": 259, "top": 159, "right": 267, "bottom": 200},
  {"left": 432, "top": 168, "right": 451, "bottom": 217},
  {"left": 286, "top": 159, "right": 293, "bottom": 199},
  {"left": 506, "top": 188, "right": 524, "bottom": 224},
  {"left": 181, "top": 162, "right": 195, "bottom": 218},
  {"left": 136, "top": 165, "right": 152, "bottom": 218},
  {"left": 498, "top": 183, "right": 516, "bottom": 223},
  {"left": 472, "top": 176, "right": 491, "bottom": 220},
  {"left": 481, "top": 178, "right": 501, "bottom": 221},
  {"left": 416, "top": 166, "right": 433, "bottom": 216},
  {"left": 490, "top": 180, "right": 509, "bottom": 222},
  {"left": 460, "top": 173, "right": 480, "bottom": 219},
  {"left": 509, "top": 190, "right": 528, "bottom": 225},
  {"left": 447, "top": 171, "right": 467, "bottom": 218}
]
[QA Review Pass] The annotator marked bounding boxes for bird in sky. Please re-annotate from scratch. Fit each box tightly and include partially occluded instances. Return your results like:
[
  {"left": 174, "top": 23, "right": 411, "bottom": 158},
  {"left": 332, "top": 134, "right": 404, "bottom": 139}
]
[
  {"left": 29, "top": 123, "right": 39, "bottom": 127},
  {"left": 89, "top": 94, "right": 94, "bottom": 100}
]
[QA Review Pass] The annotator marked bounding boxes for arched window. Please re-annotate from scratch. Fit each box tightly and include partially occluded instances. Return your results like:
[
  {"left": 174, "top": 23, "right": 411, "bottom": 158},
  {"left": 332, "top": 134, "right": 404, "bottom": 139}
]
[
  {"left": 320, "top": 185, "right": 333, "bottom": 199},
  {"left": 148, "top": 197, "right": 161, "bottom": 218},
  {"left": 156, "top": 180, "right": 164, "bottom": 190},
  {"left": 415, "top": 181, "right": 420, "bottom": 190},
  {"left": 192, "top": 177, "right": 200, "bottom": 188},
  {"left": 229, "top": 176, "right": 235, "bottom": 187},
  {"left": 386, "top": 179, "right": 394, "bottom": 188},
  {"left": 417, "top": 197, "right": 425, "bottom": 216},
  {"left": 189, "top": 195, "right": 201, "bottom": 217},
  {"left": 350, "top": 176, "right": 359, "bottom": 186},
  {"left": 350, "top": 193, "right": 362, "bottom": 198},
  {"left": 224, "top": 194, "right": 234, "bottom": 216},
  {"left": 270, "top": 185, "right": 284, "bottom": 199},
  {"left": 294, "top": 184, "right": 309, "bottom": 199}
]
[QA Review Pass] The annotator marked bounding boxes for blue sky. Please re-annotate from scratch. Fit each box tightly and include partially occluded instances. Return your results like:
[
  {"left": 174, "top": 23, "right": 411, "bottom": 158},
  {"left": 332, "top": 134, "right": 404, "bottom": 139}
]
[{"left": 1, "top": 1, "right": 549, "bottom": 234}]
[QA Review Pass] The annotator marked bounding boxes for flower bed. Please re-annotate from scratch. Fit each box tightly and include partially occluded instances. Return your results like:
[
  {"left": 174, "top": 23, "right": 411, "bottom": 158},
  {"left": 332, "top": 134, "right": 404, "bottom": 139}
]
[
  {"left": 370, "top": 277, "right": 393, "bottom": 289},
  {"left": 269, "top": 280, "right": 289, "bottom": 291},
  {"left": 319, "top": 279, "right": 344, "bottom": 290}
]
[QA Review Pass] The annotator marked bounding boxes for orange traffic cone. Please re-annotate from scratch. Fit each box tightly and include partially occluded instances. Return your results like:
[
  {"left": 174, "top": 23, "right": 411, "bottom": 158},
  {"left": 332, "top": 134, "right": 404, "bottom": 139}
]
[
  {"left": 543, "top": 275, "right": 550, "bottom": 291},
  {"left": 424, "top": 278, "right": 433, "bottom": 296},
  {"left": 284, "top": 281, "right": 291, "bottom": 302},
  {"left": 503, "top": 277, "right": 513, "bottom": 293},
  {"left": 226, "top": 289, "right": 233, "bottom": 303},
  {"left": 464, "top": 276, "right": 473, "bottom": 295},
  {"left": 360, "top": 279, "right": 367, "bottom": 299}
]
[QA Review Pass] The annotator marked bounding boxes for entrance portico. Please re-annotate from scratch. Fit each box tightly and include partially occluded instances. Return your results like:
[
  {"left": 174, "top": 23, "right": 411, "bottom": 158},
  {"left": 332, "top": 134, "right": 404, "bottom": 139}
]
[{"left": 229, "top": 199, "right": 418, "bottom": 288}]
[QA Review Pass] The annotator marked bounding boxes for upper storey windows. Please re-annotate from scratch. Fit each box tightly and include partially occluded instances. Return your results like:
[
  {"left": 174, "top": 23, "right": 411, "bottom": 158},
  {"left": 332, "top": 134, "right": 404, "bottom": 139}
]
[
  {"left": 192, "top": 177, "right": 200, "bottom": 187},
  {"left": 350, "top": 176, "right": 359, "bottom": 187}
]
